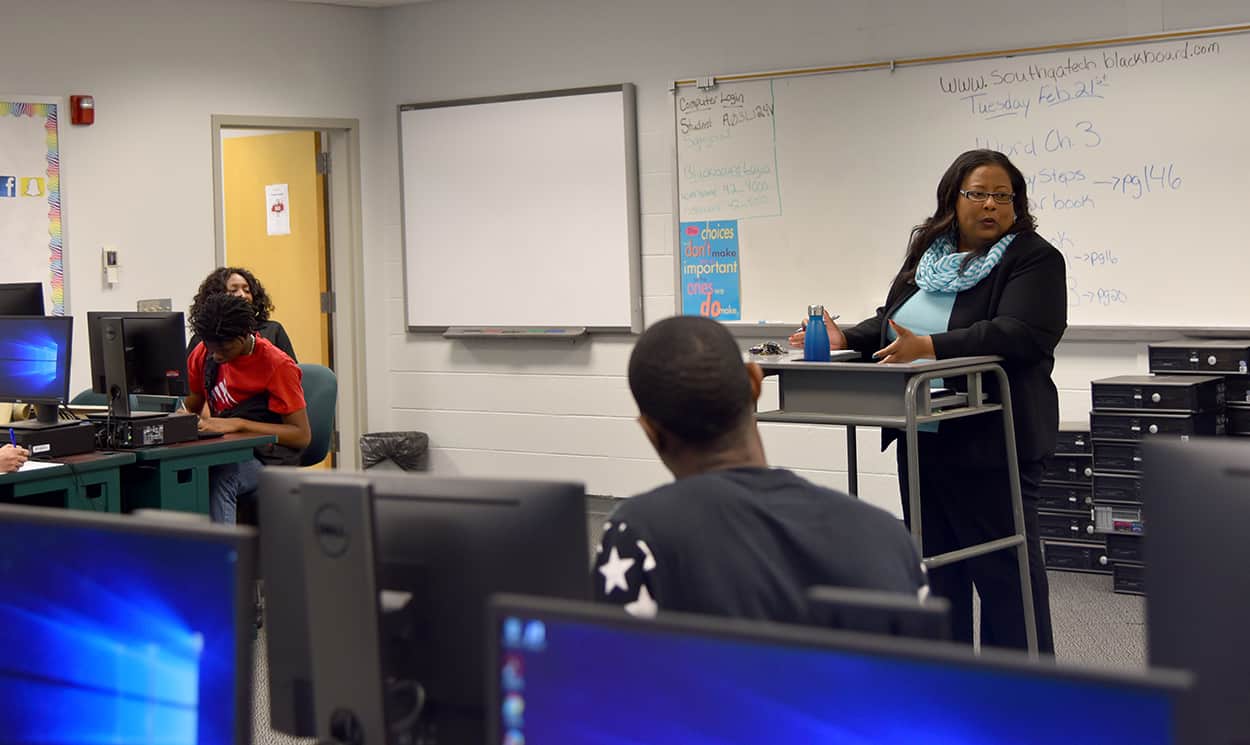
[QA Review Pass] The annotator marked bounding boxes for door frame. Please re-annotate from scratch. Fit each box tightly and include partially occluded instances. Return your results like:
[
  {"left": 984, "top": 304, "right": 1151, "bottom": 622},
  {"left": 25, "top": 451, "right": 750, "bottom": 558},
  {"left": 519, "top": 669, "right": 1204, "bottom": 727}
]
[{"left": 210, "top": 114, "right": 367, "bottom": 470}]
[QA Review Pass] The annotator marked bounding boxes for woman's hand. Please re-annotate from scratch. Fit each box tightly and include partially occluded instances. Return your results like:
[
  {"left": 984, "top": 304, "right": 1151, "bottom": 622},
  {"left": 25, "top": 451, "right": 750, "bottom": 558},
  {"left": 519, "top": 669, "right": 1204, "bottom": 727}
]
[
  {"left": 0, "top": 444, "right": 30, "bottom": 473},
  {"left": 874, "top": 320, "right": 935, "bottom": 364},
  {"left": 787, "top": 308, "right": 847, "bottom": 350}
]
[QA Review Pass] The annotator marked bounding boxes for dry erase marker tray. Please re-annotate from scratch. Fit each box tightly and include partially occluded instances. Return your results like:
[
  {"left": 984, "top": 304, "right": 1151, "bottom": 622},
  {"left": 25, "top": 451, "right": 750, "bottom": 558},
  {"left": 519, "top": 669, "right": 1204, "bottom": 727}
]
[{"left": 443, "top": 326, "right": 587, "bottom": 338}]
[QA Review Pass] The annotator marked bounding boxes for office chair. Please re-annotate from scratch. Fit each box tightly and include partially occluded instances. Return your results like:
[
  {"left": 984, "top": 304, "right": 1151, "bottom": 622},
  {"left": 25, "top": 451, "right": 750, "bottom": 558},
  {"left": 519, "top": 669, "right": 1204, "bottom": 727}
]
[
  {"left": 296, "top": 363, "right": 337, "bottom": 467},
  {"left": 69, "top": 389, "right": 108, "bottom": 407}
]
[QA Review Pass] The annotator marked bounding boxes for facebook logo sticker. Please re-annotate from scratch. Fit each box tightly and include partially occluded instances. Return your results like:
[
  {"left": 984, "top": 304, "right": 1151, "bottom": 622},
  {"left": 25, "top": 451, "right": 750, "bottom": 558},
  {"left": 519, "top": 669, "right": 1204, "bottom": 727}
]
[{"left": 0, "top": 176, "right": 15, "bottom": 198}]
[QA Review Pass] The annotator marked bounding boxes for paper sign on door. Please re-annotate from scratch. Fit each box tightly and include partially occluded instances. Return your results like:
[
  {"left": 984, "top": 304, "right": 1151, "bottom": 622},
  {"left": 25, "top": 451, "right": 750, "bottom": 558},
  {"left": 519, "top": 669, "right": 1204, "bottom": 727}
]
[{"left": 266, "top": 183, "right": 291, "bottom": 236}]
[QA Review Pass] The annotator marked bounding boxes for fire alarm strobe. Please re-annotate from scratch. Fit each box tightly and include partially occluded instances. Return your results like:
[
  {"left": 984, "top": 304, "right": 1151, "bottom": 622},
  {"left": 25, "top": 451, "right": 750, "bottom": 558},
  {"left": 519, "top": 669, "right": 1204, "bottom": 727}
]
[{"left": 70, "top": 95, "right": 95, "bottom": 125}]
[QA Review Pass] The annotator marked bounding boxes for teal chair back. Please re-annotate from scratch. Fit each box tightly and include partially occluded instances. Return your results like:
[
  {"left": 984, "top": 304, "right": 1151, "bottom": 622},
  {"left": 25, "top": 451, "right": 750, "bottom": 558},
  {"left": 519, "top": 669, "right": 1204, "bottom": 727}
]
[
  {"left": 298, "top": 363, "right": 337, "bottom": 466},
  {"left": 70, "top": 389, "right": 108, "bottom": 406}
]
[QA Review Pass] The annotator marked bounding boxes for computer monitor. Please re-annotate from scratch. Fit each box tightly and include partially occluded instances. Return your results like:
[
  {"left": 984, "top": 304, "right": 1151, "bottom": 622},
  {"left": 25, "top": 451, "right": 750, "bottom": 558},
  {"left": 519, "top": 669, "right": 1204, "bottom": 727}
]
[
  {"left": 489, "top": 594, "right": 1188, "bottom": 745},
  {"left": 87, "top": 311, "right": 189, "bottom": 417},
  {"left": 0, "top": 503, "right": 256, "bottom": 745},
  {"left": 0, "top": 282, "right": 45, "bottom": 316},
  {"left": 806, "top": 585, "right": 952, "bottom": 641},
  {"left": 1144, "top": 437, "right": 1250, "bottom": 745},
  {"left": 0, "top": 315, "right": 73, "bottom": 427},
  {"left": 257, "top": 469, "right": 589, "bottom": 745}
]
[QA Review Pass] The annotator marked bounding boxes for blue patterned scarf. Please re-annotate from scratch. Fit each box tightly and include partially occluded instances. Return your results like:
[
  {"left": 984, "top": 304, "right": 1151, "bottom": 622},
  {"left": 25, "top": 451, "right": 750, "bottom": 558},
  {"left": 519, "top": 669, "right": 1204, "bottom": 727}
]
[{"left": 915, "top": 231, "right": 1016, "bottom": 293}]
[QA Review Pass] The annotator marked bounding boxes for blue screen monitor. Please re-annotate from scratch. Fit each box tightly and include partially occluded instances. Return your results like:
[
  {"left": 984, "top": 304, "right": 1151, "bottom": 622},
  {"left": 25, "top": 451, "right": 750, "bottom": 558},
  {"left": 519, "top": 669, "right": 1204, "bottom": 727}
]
[
  {"left": 489, "top": 595, "right": 1188, "bottom": 745},
  {"left": 0, "top": 315, "right": 72, "bottom": 424},
  {"left": 0, "top": 504, "right": 257, "bottom": 745}
]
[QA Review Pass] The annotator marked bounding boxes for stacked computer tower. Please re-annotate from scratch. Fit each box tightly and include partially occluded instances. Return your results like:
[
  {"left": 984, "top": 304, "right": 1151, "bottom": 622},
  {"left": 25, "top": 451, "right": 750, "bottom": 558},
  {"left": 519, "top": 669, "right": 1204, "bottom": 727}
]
[
  {"left": 1089, "top": 370, "right": 1227, "bottom": 595},
  {"left": 1038, "top": 425, "right": 1104, "bottom": 575},
  {"left": 1148, "top": 340, "right": 1250, "bottom": 433}
]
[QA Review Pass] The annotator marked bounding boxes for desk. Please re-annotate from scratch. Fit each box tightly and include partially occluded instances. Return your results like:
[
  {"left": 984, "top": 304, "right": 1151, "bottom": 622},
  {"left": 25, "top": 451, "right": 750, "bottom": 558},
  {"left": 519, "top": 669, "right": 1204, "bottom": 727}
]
[
  {"left": 120, "top": 433, "right": 276, "bottom": 514},
  {"left": 0, "top": 451, "right": 137, "bottom": 513}
]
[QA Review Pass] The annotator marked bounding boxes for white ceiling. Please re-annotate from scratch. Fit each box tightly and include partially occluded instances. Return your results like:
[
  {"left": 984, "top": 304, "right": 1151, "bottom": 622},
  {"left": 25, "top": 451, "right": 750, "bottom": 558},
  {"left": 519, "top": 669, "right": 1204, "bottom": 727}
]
[{"left": 285, "top": 0, "right": 432, "bottom": 7}]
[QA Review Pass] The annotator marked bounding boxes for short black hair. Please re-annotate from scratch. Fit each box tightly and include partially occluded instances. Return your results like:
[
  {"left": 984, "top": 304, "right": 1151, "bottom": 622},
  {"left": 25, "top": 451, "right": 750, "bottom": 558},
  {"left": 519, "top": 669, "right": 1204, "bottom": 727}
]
[
  {"left": 628, "top": 316, "right": 753, "bottom": 446},
  {"left": 192, "top": 266, "right": 276, "bottom": 323},
  {"left": 189, "top": 292, "right": 257, "bottom": 344}
]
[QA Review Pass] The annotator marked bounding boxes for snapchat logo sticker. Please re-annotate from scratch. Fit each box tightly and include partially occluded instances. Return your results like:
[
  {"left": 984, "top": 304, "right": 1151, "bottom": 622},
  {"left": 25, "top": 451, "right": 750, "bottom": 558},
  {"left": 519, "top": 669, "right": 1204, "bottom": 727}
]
[{"left": 20, "top": 178, "right": 44, "bottom": 197}]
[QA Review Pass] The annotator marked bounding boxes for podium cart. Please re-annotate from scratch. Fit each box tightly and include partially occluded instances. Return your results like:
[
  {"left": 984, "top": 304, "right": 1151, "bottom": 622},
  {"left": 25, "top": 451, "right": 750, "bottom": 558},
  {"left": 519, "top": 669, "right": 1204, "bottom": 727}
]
[{"left": 755, "top": 354, "right": 1038, "bottom": 656}]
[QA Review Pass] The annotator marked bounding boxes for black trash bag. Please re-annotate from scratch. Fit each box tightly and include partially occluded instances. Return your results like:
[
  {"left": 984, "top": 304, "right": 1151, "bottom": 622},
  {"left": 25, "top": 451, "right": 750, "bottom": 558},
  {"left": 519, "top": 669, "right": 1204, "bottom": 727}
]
[{"left": 360, "top": 431, "right": 430, "bottom": 472}]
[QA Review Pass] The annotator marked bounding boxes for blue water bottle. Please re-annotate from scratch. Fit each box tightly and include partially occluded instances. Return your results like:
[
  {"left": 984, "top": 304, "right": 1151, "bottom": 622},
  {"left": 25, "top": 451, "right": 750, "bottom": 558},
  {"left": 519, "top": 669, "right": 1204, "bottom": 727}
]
[{"left": 804, "top": 304, "right": 830, "bottom": 362}]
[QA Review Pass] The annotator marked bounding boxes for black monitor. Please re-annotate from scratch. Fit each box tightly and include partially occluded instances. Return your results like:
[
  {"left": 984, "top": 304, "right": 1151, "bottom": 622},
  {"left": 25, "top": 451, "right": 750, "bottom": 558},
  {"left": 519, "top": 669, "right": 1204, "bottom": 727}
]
[
  {"left": 1144, "top": 437, "right": 1250, "bottom": 745},
  {"left": 257, "top": 469, "right": 589, "bottom": 745},
  {"left": 0, "top": 503, "right": 256, "bottom": 745},
  {"left": 87, "top": 311, "right": 189, "bottom": 417},
  {"left": 490, "top": 594, "right": 1189, "bottom": 745},
  {"left": 806, "top": 585, "right": 952, "bottom": 641},
  {"left": 0, "top": 315, "right": 73, "bottom": 427},
  {"left": 0, "top": 282, "right": 45, "bottom": 316}
]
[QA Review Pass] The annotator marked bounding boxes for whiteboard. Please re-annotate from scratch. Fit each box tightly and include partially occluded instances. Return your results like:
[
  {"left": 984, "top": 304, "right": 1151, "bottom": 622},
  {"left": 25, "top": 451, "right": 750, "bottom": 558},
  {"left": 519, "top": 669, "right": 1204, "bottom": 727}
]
[
  {"left": 674, "top": 29, "right": 1250, "bottom": 329},
  {"left": 400, "top": 85, "right": 640, "bottom": 331}
]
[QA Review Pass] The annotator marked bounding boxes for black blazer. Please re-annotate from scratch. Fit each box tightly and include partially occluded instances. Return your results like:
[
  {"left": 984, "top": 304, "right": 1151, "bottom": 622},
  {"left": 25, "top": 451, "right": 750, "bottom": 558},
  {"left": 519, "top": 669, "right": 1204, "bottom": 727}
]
[{"left": 842, "top": 230, "right": 1068, "bottom": 466}]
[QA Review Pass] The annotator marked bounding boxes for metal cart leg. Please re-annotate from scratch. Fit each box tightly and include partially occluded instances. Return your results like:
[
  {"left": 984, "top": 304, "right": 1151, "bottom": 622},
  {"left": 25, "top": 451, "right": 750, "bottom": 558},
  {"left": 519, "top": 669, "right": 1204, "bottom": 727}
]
[
  {"left": 846, "top": 424, "right": 858, "bottom": 497},
  {"left": 992, "top": 368, "right": 1039, "bottom": 658},
  {"left": 905, "top": 369, "right": 1038, "bottom": 659},
  {"left": 905, "top": 426, "right": 924, "bottom": 555}
]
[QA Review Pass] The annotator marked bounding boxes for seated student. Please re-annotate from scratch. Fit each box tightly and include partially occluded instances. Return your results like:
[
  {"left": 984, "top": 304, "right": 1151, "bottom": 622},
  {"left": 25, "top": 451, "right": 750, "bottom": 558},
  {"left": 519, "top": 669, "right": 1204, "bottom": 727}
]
[
  {"left": 0, "top": 444, "right": 29, "bottom": 473},
  {"left": 594, "top": 316, "right": 926, "bottom": 621},
  {"left": 181, "top": 293, "right": 310, "bottom": 524},
  {"left": 186, "top": 267, "right": 297, "bottom": 362}
]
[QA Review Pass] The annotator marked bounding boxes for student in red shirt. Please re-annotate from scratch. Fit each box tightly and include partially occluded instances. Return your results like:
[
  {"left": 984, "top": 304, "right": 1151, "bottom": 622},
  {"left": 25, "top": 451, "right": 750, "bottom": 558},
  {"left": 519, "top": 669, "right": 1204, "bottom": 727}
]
[{"left": 182, "top": 293, "right": 311, "bottom": 523}]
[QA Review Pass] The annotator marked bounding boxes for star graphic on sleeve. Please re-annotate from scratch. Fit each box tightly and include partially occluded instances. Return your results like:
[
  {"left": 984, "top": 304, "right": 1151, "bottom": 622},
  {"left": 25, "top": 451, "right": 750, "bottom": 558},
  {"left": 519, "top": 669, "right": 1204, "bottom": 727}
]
[
  {"left": 598, "top": 546, "right": 635, "bottom": 595},
  {"left": 624, "top": 583, "right": 657, "bottom": 618},
  {"left": 637, "top": 539, "right": 657, "bottom": 571}
]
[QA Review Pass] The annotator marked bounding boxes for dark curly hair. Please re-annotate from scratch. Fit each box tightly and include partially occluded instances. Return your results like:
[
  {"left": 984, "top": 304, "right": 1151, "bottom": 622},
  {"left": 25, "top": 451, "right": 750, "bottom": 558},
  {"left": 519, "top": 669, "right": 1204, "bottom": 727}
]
[
  {"left": 191, "top": 266, "right": 275, "bottom": 323},
  {"left": 189, "top": 293, "right": 258, "bottom": 344}
]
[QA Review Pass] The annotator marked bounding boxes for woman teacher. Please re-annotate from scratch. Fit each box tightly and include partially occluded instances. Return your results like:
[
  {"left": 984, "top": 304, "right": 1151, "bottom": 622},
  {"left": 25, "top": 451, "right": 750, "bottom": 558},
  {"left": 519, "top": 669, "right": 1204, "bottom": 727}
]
[{"left": 791, "top": 149, "right": 1067, "bottom": 652}]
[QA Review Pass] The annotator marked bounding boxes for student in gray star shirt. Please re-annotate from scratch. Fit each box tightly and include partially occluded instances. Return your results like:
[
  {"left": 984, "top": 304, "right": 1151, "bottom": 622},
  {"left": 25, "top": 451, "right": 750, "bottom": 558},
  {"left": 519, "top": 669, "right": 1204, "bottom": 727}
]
[{"left": 594, "top": 316, "right": 927, "bottom": 622}]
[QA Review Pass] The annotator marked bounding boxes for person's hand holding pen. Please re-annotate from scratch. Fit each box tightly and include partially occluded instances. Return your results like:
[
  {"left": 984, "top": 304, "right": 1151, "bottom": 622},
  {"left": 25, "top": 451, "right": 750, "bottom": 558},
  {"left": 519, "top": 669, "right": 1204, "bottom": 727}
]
[
  {"left": 787, "top": 308, "right": 847, "bottom": 350},
  {"left": 1, "top": 430, "right": 31, "bottom": 473}
]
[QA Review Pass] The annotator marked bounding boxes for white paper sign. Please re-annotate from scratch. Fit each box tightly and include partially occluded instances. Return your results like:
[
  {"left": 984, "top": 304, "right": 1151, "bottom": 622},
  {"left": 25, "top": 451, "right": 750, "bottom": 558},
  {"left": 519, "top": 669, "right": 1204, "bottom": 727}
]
[{"left": 265, "top": 183, "right": 291, "bottom": 236}]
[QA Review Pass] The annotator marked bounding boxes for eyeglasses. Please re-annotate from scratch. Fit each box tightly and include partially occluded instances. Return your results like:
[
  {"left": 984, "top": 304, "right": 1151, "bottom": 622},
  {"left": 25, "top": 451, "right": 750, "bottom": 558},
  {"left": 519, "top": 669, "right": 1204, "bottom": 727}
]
[{"left": 959, "top": 189, "right": 1015, "bottom": 205}]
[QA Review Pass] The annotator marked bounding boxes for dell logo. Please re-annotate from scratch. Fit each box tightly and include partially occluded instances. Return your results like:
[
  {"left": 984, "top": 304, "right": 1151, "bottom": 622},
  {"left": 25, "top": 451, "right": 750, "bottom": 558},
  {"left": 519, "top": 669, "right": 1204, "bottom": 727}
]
[{"left": 313, "top": 504, "right": 349, "bottom": 557}]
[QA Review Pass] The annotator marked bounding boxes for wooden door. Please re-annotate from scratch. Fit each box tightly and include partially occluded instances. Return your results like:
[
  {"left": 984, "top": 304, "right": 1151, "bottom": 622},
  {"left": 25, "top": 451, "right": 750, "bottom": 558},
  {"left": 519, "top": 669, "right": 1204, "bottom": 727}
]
[{"left": 222, "top": 130, "right": 332, "bottom": 466}]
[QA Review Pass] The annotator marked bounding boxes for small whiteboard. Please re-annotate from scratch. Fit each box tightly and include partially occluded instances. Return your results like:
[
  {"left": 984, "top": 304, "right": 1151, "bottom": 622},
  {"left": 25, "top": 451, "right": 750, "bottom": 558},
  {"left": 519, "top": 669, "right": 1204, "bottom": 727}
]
[{"left": 399, "top": 85, "right": 641, "bottom": 331}]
